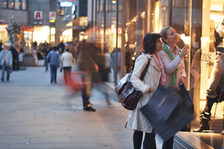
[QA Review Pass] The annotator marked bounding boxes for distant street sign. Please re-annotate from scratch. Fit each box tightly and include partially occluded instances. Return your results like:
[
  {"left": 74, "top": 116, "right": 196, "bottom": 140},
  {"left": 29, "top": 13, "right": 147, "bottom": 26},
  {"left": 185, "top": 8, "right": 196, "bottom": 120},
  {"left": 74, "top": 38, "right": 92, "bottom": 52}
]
[
  {"left": 58, "top": 0, "right": 74, "bottom": 2},
  {"left": 34, "top": 11, "right": 43, "bottom": 20},
  {"left": 49, "top": 11, "right": 56, "bottom": 20}
]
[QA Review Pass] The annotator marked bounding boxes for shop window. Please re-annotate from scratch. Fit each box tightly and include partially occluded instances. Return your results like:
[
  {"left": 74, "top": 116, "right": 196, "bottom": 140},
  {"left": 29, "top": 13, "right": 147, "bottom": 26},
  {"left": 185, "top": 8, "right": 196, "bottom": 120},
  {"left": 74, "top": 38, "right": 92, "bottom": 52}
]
[
  {"left": 21, "top": 0, "right": 26, "bottom": 10},
  {"left": 119, "top": 0, "right": 122, "bottom": 11},
  {"left": 1, "top": 0, "right": 7, "bottom": 8},
  {"left": 98, "top": 0, "right": 104, "bottom": 12},
  {"left": 111, "top": 0, "right": 116, "bottom": 11},
  {"left": 106, "top": 0, "right": 112, "bottom": 11},
  {"left": 8, "top": 0, "right": 15, "bottom": 9},
  {"left": 15, "top": 0, "right": 21, "bottom": 10},
  {"left": 1, "top": 0, "right": 26, "bottom": 10}
]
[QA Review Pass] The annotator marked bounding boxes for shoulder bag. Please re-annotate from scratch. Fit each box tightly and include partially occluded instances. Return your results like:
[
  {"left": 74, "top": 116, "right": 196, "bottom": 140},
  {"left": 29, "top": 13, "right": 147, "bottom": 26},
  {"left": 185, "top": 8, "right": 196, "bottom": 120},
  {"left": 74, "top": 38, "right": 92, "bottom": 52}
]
[{"left": 115, "top": 58, "right": 150, "bottom": 110}]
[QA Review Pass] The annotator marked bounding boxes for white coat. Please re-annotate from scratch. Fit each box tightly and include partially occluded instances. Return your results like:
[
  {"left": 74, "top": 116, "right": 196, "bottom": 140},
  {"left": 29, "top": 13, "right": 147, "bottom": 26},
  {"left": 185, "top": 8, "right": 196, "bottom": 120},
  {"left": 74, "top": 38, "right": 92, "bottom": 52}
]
[
  {"left": 61, "top": 51, "right": 73, "bottom": 67},
  {"left": 125, "top": 53, "right": 162, "bottom": 133}
]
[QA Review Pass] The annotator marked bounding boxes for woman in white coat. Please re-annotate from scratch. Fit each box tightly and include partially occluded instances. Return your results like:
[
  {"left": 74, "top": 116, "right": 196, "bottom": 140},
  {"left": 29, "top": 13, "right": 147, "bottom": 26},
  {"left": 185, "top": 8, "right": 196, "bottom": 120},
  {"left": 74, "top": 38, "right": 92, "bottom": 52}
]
[{"left": 125, "top": 33, "right": 166, "bottom": 149}]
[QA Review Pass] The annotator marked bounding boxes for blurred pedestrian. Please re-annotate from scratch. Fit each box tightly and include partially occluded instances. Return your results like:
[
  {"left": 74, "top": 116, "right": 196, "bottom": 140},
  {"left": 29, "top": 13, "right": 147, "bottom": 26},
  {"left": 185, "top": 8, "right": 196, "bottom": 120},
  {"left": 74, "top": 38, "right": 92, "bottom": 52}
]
[
  {"left": 158, "top": 26, "right": 188, "bottom": 148},
  {"left": 111, "top": 48, "right": 121, "bottom": 83},
  {"left": 95, "top": 45, "right": 112, "bottom": 105},
  {"left": 58, "top": 40, "right": 65, "bottom": 55},
  {"left": 47, "top": 47, "right": 60, "bottom": 84},
  {"left": 78, "top": 39, "right": 96, "bottom": 112},
  {"left": 18, "top": 48, "right": 24, "bottom": 67},
  {"left": 61, "top": 48, "right": 73, "bottom": 84},
  {"left": 43, "top": 46, "right": 50, "bottom": 71},
  {"left": 0, "top": 40, "right": 3, "bottom": 52},
  {"left": 125, "top": 33, "right": 164, "bottom": 149},
  {"left": 0, "top": 40, "right": 13, "bottom": 81},
  {"left": 9, "top": 44, "right": 19, "bottom": 70}
]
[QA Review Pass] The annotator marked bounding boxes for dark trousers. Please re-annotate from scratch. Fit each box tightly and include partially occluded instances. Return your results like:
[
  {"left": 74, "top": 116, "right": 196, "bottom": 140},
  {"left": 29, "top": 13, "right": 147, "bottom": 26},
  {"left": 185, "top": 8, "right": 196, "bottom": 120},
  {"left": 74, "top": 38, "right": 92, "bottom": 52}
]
[
  {"left": 81, "top": 72, "right": 92, "bottom": 108},
  {"left": 1, "top": 64, "right": 10, "bottom": 81},
  {"left": 133, "top": 130, "right": 156, "bottom": 149},
  {"left": 44, "top": 57, "right": 48, "bottom": 71},
  {"left": 63, "top": 67, "right": 71, "bottom": 84},
  {"left": 133, "top": 130, "right": 174, "bottom": 149},
  {"left": 50, "top": 65, "right": 57, "bottom": 83}
]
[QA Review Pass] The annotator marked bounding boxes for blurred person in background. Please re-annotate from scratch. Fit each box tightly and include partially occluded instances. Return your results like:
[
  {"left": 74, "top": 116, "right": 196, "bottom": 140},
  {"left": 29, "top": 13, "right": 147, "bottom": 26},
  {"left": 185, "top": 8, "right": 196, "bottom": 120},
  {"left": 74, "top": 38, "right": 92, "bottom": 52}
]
[
  {"left": 10, "top": 44, "right": 19, "bottom": 70},
  {"left": 0, "top": 40, "right": 3, "bottom": 52},
  {"left": 111, "top": 47, "right": 121, "bottom": 83},
  {"left": 78, "top": 39, "right": 97, "bottom": 112},
  {"left": 47, "top": 47, "right": 60, "bottom": 84},
  {"left": 58, "top": 40, "right": 65, "bottom": 55},
  {"left": 0, "top": 40, "right": 13, "bottom": 81},
  {"left": 94, "top": 44, "right": 113, "bottom": 105},
  {"left": 61, "top": 48, "right": 74, "bottom": 84}
]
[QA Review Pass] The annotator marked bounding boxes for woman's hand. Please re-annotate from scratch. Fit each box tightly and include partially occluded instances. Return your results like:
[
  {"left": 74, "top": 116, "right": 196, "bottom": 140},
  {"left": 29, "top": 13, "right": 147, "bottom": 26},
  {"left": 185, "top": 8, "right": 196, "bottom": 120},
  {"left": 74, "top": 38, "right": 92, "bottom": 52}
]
[
  {"left": 145, "top": 87, "right": 153, "bottom": 93},
  {"left": 178, "top": 76, "right": 186, "bottom": 85},
  {"left": 179, "top": 45, "right": 188, "bottom": 58}
]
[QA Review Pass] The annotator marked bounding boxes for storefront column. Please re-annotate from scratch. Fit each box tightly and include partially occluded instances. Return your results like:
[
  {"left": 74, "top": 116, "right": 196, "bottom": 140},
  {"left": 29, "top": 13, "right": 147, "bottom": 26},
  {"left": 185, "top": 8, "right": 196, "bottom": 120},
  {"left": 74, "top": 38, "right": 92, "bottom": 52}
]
[
  {"left": 121, "top": 0, "right": 127, "bottom": 78},
  {"left": 200, "top": 0, "right": 211, "bottom": 101},
  {"left": 191, "top": 0, "right": 202, "bottom": 119},
  {"left": 136, "top": 0, "right": 144, "bottom": 56}
]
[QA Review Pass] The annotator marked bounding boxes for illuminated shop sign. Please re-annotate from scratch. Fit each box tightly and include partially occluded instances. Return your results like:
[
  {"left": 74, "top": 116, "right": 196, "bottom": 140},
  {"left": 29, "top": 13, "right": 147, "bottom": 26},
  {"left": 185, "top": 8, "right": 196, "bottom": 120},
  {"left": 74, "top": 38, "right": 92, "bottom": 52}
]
[{"left": 60, "top": 1, "right": 73, "bottom": 7}]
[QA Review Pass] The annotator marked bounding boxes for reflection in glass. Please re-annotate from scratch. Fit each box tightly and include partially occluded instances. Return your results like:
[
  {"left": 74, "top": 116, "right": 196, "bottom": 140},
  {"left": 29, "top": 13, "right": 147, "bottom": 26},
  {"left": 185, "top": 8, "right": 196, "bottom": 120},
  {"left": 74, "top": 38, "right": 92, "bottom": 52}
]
[
  {"left": 8, "top": 0, "right": 15, "bottom": 9},
  {"left": 1, "top": 0, "right": 7, "bottom": 8},
  {"left": 22, "top": 0, "right": 26, "bottom": 10},
  {"left": 15, "top": 0, "right": 21, "bottom": 10}
]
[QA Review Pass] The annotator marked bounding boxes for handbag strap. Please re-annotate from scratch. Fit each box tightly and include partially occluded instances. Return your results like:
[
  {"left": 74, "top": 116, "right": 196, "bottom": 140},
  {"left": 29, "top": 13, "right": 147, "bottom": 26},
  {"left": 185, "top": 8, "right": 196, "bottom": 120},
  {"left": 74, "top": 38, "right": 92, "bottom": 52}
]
[{"left": 140, "top": 58, "right": 150, "bottom": 80}]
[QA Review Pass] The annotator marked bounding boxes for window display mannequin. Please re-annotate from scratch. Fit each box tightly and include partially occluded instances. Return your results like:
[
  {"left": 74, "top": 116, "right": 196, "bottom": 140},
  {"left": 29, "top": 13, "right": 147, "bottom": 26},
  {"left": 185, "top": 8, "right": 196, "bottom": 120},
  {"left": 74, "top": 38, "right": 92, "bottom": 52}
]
[{"left": 194, "top": 19, "right": 224, "bottom": 134}]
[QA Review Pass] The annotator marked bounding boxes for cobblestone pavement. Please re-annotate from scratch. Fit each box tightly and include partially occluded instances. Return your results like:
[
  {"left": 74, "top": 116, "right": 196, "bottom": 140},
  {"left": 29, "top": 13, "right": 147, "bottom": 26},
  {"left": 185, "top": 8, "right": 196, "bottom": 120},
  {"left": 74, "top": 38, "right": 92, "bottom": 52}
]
[{"left": 0, "top": 67, "right": 132, "bottom": 149}]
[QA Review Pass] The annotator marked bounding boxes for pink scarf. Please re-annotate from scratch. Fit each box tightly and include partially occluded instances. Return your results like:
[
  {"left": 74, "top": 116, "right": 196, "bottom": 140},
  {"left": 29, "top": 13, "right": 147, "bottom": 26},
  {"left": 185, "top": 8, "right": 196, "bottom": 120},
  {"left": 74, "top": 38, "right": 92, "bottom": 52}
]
[{"left": 152, "top": 54, "right": 166, "bottom": 86}]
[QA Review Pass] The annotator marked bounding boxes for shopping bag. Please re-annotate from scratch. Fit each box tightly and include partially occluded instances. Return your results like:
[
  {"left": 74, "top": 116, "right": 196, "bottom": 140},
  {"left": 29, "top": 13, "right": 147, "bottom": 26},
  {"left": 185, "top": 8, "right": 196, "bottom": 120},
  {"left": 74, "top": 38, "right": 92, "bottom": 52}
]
[
  {"left": 140, "top": 84, "right": 194, "bottom": 141},
  {"left": 66, "top": 72, "right": 84, "bottom": 92}
]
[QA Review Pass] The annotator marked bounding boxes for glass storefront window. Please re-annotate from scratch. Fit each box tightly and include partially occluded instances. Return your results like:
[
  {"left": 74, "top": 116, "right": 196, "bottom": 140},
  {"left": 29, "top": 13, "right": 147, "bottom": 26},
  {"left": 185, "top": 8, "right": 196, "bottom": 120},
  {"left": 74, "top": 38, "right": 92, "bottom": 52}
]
[
  {"left": 98, "top": 0, "right": 104, "bottom": 12},
  {"left": 21, "top": 0, "right": 26, "bottom": 10},
  {"left": 1, "top": 0, "right": 26, "bottom": 10},
  {"left": 106, "top": 0, "right": 111, "bottom": 11},
  {"left": 111, "top": 0, "right": 116, "bottom": 11},
  {"left": 1, "top": 0, "right": 7, "bottom": 8},
  {"left": 8, "top": 0, "right": 15, "bottom": 9},
  {"left": 15, "top": 0, "right": 21, "bottom": 10}
]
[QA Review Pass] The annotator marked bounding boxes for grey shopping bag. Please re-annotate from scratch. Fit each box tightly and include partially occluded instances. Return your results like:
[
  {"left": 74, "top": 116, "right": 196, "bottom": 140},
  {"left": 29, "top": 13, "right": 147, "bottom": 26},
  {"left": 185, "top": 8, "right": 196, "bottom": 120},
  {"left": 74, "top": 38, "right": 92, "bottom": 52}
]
[{"left": 140, "top": 84, "right": 194, "bottom": 141}]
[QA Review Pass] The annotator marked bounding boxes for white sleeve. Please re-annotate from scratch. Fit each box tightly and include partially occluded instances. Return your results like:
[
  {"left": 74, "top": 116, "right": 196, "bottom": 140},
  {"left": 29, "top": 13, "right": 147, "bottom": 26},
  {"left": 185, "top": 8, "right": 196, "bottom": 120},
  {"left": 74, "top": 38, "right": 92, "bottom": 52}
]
[
  {"left": 158, "top": 51, "right": 182, "bottom": 74},
  {"left": 130, "top": 55, "right": 150, "bottom": 93}
]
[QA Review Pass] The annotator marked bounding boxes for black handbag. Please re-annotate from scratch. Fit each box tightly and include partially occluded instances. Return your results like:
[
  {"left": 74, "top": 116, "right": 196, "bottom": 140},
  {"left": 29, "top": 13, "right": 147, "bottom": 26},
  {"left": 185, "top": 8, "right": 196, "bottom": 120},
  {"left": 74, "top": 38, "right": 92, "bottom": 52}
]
[
  {"left": 115, "top": 58, "right": 150, "bottom": 110},
  {"left": 140, "top": 84, "right": 194, "bottom": 141}
]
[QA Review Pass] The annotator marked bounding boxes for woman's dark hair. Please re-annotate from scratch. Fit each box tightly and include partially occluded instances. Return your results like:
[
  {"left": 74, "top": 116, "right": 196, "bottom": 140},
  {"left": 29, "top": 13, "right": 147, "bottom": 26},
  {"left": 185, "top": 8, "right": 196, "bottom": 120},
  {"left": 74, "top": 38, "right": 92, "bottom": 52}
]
[
  {"left": 160, "top": 26, "right": 171, "bottom": 44},
  {"left": 142, "top": 33, "right": 161, "bottom": 54}
]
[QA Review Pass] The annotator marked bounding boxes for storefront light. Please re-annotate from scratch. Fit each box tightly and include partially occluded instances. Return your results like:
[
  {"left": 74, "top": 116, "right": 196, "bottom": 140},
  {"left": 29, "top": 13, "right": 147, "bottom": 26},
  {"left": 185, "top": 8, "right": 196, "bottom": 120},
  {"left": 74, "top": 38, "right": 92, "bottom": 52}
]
[
  {"left": 180, "top": 34, "right": 191, "bottom": 45},
  {"left": 0, "top": 25, "right": 8, "bottom": 32},
  {"left": 132, "top": 17, "right": 137, "bottom": 23},
  {"left": 140, "top": 11, "right": 145, "bottom": 19},
  {"left": 210, "top": 4, "right": 223, "bottom": 11},
  {"left": 126, "top": 22, "right": 131, "bottom": 26}
]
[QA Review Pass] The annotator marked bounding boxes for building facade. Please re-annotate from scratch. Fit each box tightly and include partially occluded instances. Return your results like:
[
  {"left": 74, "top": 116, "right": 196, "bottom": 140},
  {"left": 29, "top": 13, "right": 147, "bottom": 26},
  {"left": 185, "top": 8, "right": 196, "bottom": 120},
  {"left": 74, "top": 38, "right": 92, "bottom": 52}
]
[
  {"left": 89, "top": 0, "right": 224, "bottom": 118},
  {"left": 0, "top": 0, "right": 75, "bottom": 50}
]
